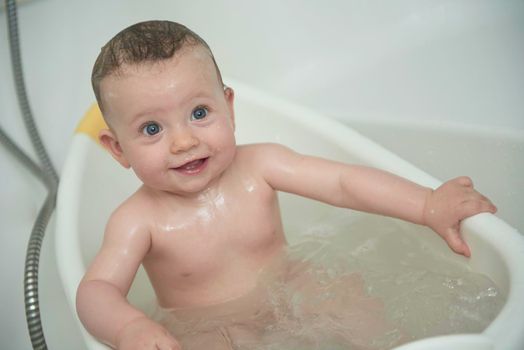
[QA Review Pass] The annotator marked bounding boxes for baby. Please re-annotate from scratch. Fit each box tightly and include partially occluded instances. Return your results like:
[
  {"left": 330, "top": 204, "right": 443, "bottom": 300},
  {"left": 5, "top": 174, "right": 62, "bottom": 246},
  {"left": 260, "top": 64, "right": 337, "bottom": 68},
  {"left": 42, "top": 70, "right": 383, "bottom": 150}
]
[{"left": 76, "top": 20, "right": 497, "bottom": 350}]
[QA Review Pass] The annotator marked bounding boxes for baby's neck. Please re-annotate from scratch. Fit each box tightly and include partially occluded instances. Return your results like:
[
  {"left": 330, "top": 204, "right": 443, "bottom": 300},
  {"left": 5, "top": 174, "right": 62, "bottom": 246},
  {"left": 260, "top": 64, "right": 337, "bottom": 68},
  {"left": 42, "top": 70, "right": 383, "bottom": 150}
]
[{"left": 140, "top": 179, "right": 224, "bottom": 206}]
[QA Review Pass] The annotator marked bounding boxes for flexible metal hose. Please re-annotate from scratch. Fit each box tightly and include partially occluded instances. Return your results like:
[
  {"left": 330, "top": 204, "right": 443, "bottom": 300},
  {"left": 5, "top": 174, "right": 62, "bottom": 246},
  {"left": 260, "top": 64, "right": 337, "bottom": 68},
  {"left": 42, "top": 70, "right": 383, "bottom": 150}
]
[
  {"left": 4, "top": 0, "right": 58, "bottom": 185},
  {"left": 2, "top": 0, "right": 59, "bottom": 349},
  {"left": 0, "top": 128, "right": 47, "bottom": 185},
  {"left": 24, "top": 192, "right": 56, "bottom": 350}
]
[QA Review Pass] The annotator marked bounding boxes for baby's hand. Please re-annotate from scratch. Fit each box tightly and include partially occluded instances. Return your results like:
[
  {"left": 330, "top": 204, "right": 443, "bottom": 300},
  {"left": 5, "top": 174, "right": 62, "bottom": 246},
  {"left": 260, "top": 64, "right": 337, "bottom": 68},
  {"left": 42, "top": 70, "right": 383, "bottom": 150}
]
[
  {"left": 423, "top": 176, "right": 497, "bottom": 257},
  {"left": 116, "top": 317, "right": 181, "bottom": 350}
]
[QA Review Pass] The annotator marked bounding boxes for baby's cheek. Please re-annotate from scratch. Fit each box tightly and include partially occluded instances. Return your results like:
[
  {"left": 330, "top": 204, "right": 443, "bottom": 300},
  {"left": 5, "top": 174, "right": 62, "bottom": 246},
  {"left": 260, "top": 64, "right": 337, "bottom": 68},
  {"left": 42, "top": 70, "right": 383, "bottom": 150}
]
[{"left": 132, "top": 158, "right": 164, "bottom": 184}]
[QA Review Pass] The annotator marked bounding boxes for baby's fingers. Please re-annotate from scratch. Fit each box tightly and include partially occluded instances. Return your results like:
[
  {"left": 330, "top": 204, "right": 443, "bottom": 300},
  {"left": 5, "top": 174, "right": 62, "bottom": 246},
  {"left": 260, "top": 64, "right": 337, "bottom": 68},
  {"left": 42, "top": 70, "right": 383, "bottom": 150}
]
[
  {"left": 456, "top": 176, "right": 473, "bottom": 187},
  {"left": 156, "top": 337, "right": 182, "bottom": 350},
  {"left": 459, "top": 198, "right": 497, "bottom": 219},
  {"left": 443, "top": 227, "right": 471, "bottom": 257}
]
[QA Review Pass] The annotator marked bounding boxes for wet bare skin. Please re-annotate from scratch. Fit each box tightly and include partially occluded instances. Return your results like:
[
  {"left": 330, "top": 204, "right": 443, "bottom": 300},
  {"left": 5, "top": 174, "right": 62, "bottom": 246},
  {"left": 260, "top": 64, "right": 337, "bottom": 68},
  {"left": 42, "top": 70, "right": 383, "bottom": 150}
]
[{"left": 136, "top": 145, "right": 287, "bottom": 308}]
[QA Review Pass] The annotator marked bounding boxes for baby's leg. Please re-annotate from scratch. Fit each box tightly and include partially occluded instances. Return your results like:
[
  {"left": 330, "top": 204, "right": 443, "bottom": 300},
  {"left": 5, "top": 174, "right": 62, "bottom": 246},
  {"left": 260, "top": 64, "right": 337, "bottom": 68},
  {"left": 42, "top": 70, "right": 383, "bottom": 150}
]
[
  {"left": 287, "top": 264, "right": 404, "bottom": 349},
  {"left": 158, "top": 287, "right": 276, "bottom": 350},
  {"left": 153, "top": 307, "right": 236, "bottom": 350},
  {"left": 176, "top": 328, "right": 234, "bottom": 350},
  {"left": 178, "top": 322, "right": 269, "bottom": 350},
  {"left": 225, "top": 324, "right": 264, "bottom": 349}
]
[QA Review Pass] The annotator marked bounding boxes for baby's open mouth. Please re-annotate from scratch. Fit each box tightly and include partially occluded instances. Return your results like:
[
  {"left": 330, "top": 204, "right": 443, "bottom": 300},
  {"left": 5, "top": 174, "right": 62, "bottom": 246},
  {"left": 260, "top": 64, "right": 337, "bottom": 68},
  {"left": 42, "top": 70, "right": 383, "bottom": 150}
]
[{"left": 173, "top": 157, "right": 209, "bottom": 175}]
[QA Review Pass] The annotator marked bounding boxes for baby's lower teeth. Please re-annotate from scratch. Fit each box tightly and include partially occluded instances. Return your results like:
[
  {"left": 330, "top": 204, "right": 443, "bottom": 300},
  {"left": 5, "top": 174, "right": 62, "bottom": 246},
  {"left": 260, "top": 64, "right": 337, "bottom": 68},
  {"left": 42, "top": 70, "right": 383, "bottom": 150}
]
[{"left": 184, "top": 160, "right": 201, "bottom": 170}]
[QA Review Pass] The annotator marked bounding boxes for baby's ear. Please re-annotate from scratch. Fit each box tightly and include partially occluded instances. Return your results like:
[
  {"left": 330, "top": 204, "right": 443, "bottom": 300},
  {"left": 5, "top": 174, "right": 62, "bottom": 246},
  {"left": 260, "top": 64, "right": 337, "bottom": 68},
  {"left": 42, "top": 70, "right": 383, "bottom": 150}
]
[
  {"left": 224, "top": 86, "right": 235, "bottom": 129},
  {"left": 99, "top": 129, "right": 131, "bottom": 169}
]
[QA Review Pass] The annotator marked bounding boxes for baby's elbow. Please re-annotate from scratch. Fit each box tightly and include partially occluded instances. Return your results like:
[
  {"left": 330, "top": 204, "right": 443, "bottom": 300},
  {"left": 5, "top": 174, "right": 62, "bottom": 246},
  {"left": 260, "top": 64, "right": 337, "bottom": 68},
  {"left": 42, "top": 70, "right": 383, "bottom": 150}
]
[
  {"left": 76, "top": 282, "right": 90, "bottom": 331},
  {"left": 76, "top": 279, "right": 96, "bottom": 322},
  {"left": 76, "top": 279, "right": 110, "bottom": 320}
]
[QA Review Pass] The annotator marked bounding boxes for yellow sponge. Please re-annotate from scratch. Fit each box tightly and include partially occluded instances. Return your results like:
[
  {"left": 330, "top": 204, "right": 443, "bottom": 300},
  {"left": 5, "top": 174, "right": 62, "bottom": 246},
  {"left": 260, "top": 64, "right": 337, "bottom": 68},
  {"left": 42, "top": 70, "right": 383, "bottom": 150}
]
[{"left": 75, "top": 104, "right": 107, "bottom": 143}]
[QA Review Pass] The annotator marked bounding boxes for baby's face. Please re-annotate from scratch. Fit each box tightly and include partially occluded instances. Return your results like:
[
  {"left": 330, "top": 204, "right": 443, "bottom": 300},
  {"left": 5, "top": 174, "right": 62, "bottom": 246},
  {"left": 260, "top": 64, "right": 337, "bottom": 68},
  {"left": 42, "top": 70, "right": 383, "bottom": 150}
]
[{"left": 99, "top": 45, "right": 236, "bottom": 197}]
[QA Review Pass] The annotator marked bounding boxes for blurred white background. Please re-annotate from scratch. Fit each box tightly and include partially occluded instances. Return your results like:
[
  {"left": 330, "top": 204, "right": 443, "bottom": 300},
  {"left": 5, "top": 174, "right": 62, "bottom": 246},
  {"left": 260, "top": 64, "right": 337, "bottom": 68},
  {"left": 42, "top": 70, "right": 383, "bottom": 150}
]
[{"left": 1, "top": 0, "right": 522, "bottom": 348}]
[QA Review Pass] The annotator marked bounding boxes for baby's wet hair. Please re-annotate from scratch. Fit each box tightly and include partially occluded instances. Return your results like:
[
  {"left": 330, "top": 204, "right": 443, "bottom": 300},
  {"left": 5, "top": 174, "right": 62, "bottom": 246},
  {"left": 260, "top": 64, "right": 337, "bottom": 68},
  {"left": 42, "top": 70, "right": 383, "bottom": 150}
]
[{"left": 92, "top": 20, "right": 222, "bottom": 111}]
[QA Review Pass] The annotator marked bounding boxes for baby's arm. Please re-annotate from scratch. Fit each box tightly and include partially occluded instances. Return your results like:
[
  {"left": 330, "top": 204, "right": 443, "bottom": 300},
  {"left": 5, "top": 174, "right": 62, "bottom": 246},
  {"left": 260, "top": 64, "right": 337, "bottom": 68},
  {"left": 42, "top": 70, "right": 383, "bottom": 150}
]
[
  {"left": 255, "top": 143, "right": 496, "bottom": 256},
  {"left": 76, "top": 206, "right": 180, "bottom": 349}
]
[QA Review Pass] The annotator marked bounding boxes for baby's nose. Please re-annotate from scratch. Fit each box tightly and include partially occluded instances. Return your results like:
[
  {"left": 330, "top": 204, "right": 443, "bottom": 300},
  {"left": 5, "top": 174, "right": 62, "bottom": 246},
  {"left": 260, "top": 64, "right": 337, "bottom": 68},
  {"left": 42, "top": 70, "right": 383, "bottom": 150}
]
[{"left": 169, "top": 128, "right": 199, "bottom": 154}]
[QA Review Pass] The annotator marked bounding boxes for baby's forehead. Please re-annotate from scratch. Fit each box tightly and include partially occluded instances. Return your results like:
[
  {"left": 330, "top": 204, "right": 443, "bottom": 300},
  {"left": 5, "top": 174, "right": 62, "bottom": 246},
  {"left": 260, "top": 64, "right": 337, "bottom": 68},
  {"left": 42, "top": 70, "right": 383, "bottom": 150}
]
[
  {"left": 115, "top": 44, "right": 213, "bottom": 76},
  {"left": 99, "top": 45, "right": 222, "bottom": 114}
]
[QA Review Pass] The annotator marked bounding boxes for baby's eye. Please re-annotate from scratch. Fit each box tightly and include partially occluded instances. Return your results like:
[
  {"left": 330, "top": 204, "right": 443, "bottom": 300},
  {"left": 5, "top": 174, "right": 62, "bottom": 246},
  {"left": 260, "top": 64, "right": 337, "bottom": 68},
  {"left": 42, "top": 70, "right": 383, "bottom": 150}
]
[
  {"left": 141, "top": 122, "right": 162, "bottom": 136},
  {"left": 191, "top": 107, "right": 208, "bottom": 121}
]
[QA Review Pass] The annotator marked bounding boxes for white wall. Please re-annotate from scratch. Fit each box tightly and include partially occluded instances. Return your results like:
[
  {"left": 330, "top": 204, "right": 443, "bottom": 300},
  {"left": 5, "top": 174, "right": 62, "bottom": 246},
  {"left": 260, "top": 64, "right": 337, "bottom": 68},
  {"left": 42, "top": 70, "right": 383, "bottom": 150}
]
[{"left": 1, "top": 0, "right": 522, "bottom": 348}]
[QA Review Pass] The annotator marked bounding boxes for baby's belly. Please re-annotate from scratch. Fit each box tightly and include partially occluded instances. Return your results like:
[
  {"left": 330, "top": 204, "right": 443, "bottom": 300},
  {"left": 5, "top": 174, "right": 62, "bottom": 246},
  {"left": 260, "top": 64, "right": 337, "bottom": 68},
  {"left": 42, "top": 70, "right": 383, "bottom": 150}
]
[{"left": 148, "top": 241, "right": 286, "bottom": 309}]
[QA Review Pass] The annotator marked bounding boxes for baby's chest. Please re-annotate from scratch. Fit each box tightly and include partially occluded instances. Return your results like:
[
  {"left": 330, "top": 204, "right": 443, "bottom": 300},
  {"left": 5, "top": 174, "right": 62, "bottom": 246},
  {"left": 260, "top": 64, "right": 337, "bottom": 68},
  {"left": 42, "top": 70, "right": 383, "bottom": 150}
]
[{"left": 149, "top": 193, "right": 284, "bottom": 274}]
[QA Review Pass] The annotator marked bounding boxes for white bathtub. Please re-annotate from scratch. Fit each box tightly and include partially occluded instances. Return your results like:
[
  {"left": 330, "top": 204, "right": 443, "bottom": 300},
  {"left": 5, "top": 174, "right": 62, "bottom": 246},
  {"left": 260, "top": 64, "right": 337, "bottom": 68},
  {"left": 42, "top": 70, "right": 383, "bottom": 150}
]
[{"left": 56, "top": 80, "right": 524, "bottom": 350}]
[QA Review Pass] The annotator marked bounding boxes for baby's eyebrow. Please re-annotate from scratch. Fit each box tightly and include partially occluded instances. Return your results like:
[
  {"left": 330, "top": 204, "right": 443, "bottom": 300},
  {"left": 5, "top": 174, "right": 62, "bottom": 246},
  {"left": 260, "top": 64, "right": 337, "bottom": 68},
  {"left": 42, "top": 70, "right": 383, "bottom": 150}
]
[
  {"left": 132, "top": 108, "right": 164, "bottom": 122},
  {"left": 180, "top": 83, "right": 222, "bottom": 101},
  {"left": 183, "top": 90, "right": 215, "bottom": 103}
]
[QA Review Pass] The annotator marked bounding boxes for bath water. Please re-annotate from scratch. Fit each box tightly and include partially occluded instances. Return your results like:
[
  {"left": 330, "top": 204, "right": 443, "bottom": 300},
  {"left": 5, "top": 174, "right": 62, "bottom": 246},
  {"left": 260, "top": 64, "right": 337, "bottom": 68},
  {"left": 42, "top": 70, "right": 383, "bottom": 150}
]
[{"left": 157, "top": 213, "right": 504, "bottom": 350}]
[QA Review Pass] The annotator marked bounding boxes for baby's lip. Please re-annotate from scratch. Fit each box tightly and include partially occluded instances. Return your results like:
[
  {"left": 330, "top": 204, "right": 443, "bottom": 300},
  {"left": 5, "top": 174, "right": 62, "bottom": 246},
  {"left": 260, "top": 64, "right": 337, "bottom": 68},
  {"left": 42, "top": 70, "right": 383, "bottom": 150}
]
[{"left": 172, "top": 157, "right": 209, "bottom": 174}]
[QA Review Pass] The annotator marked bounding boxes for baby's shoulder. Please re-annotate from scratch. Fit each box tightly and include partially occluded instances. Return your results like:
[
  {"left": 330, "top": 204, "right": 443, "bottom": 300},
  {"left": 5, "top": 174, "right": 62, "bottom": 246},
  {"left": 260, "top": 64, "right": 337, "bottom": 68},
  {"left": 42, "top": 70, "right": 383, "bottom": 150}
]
[
  {"left": 234, "top": 143, "right": 299, "bottom": 175},
  {"left": 104, "top": 187, "right": 153, "bottom": 235},
  {"left": 97, "top": 189, "right": 154, "bottom": 253},
  {"left": 236, "top": 143, "right": 295, "bottom": 166},
  {"left": 237, "top": 142, "right": 289, "bottom": 153}
]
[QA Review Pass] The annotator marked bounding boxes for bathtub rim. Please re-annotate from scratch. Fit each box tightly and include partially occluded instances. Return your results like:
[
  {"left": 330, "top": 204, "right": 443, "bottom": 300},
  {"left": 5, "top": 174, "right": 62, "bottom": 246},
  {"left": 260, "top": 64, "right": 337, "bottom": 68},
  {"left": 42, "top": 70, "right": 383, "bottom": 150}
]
[{"left": 55, "top": 135, "right": 106, "bottom": 349}]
